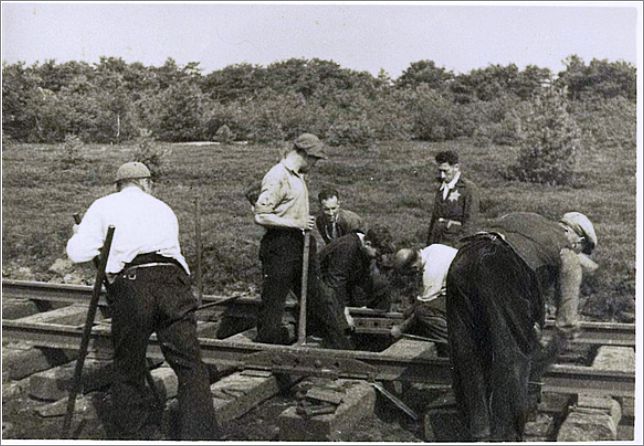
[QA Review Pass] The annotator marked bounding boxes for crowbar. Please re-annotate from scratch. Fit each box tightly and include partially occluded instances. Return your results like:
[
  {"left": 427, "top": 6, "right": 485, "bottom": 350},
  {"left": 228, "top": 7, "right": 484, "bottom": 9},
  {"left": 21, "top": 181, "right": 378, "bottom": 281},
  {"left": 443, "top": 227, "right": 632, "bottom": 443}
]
[
  {"left": 62, "top": 224, "right": 115, "bottom": 438},
  {"left": 297, "top": 231, "right": 311, "bottom": 345}
]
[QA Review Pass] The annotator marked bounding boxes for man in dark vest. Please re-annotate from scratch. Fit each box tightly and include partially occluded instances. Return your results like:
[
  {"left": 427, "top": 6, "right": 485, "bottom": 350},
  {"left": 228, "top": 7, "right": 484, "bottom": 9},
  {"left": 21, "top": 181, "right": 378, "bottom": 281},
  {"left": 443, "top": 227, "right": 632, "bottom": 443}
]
[
  {"left": 446, "top": 211, "right": 598, "bottom": 441},
  {"left": 426, "top": 150, "right": 479, "bottom": 246},
  {"left": 316, "top": 225, "right": 394, "bottom": 349}
]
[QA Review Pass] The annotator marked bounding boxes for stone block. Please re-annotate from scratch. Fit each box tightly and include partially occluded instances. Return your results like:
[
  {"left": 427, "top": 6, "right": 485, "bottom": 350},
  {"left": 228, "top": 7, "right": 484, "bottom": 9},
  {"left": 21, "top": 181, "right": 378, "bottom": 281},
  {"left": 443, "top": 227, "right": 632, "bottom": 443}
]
[
  {"left": 538, "top": 391, "right": 572, "bottom": 414},
  {"left": 29, "top": 359, "right": 113, "bottom": 401},
  {"left": 195, "top": 321, "right": 218, "bottom": 339},
  {"left": 17, "top": 304, "right": 103, "bottom": 326},
  {"left": 592, "top": 346, "right": 635, "bottom": 373},
  {"left": 577, "top": 394, "right": 622, "bottom": 427},
  {"left": 2, "top": 342, "right": 77, "bottom": 381},
  {"left": 34, "top": 390, "right": 110, "bottom": 418},
  {"left": 380, "top": 338, "right": 436, "bottom": 359},
  {"left": 2, "top": 298, "right": 41, "bottom": 320},
  {"left": 619, "top": 396, "right": 634, "bottom": 419},
  {"left": 2, "top": 376, "right": 31, "bottom": 402},
  {"left": 278, "top": 379, "right": 376, "bottom": 441},
  {"left": 557, "top": 343, "right": 594, "bottom": 365},
  {"left": 573, "top": 398, "right": 622, "bottom": 431},
  {"left": 150, "top": 367, "right": 179, "bottom": 401},
  {"left": 617, "top": 423, "right": 634, "bottom": 440},
  {"left": 524, "top": 413, "right": 555, "bottom": 438},
  {"left": 211, "top": 371, "right": 294, "bottom": 423},
  {"left": 557, "top": 410, "right": 617, "bottom": 441},
  {"left": 223, "top": 328, "right": 257, "bottom": 343}
]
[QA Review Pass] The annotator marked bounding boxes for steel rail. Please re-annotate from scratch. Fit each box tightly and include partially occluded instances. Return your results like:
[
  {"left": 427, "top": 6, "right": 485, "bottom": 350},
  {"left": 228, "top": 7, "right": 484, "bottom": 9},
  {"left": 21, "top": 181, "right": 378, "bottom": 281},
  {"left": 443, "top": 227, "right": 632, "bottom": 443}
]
[
  {"left": 1, "top": 279, "right": 256, "bottom": 307},
  {"left": 3, "top": 279, "right": 635, "bottom": 346},
  {"left": 2, "top": 319, "right": 634, "bottom": 398}
]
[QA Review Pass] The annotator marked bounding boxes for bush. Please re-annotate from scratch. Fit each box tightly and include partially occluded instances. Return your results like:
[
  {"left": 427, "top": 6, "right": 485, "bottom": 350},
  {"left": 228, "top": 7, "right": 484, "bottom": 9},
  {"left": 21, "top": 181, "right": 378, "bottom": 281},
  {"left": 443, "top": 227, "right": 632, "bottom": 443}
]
[
  {"left": 405, "top": 86, "right": 459, "bottom": 141},
  {"left": 326, "top": 115, "right": 376, "bottom": 149},
  {"left": 133, "top": 129, "right": 167, "bottom": 180},
  {"left": 213, "top": 124, "right": 236, "bottom": 143},
  {"left": 570, "top": 96, "right": 636, "bottom": 152},
  {"left": 506, "top": 88, "right": 581, "bottom": 185},
  {"left": 61, "top": 134, "right": 84, "bottom": 167}
]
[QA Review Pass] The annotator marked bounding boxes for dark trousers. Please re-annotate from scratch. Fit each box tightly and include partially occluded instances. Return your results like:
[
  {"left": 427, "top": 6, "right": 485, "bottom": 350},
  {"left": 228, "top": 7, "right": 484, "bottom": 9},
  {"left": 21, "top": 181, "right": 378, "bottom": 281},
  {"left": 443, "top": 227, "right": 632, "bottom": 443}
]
[
  {"left": 427, "top": 220, "right": 463, "bottom": 247},
  {"left": 414, "top": 295, "right": 449, "bottom": 341},
  {"left": 446, "top": 237, "right": 541, "bottom": 441},
  {"left": 108, "top": 264, "right": 219, "bottom": 440},
  {"left": 257, "top": 229, "right": 320, "bottom": 344},
  {"left": 317, "top": 280, "right": 356, "bottom": 350}
]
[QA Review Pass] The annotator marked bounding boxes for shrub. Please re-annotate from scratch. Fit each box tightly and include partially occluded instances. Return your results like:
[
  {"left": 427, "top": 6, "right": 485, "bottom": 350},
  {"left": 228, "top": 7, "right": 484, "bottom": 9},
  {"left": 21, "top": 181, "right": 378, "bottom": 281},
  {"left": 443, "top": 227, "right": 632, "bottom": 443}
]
[
  {"left": 570, "top": 96, "right": 636, "bottom": 152},
  {"left": 403, "top": 85, "right": 467, "bottom": 141},
  {"left": 213, "top": 124, "right": 236, "bottom": 143},
  {"left": 61, "top": 133, "right": 84, "bottom": 167},
  {"left": 506, "top": 87, "right": 581, "bottom": 185},
  {"left": 326, "top": 115, "right": 376, "bottom": 149},
  {"left": 133, "top": 129, "right": 167, "bottom": 180}
]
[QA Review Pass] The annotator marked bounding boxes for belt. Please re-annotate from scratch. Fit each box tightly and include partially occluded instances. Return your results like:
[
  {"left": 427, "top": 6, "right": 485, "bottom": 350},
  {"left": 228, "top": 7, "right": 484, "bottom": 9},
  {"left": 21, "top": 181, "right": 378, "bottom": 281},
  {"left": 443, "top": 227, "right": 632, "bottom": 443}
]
[
  {"left": 461, "top": 231, "right": 506, "bottom": 244},
  {"left": 124, "top": 262, "right": 179, "bottom": 272},
  {"left": 437, "top": 218, "right": 462, "bottom": 225},
  {"left": 107, "top": 262, "right": 179, "bottom": 283}
]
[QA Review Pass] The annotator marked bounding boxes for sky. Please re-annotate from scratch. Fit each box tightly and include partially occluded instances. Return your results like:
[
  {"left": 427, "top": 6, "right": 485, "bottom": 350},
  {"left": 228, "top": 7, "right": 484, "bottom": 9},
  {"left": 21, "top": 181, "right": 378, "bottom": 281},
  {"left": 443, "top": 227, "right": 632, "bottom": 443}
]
[{"left": 1, "top": 1, "right": 641, "bottom": 78}]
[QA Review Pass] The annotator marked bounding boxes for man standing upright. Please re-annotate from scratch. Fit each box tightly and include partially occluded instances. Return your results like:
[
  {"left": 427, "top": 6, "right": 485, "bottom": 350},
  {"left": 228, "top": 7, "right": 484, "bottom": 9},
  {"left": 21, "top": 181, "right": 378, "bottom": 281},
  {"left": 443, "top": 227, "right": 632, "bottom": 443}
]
[
  {"left": 66, "top": 162, "right": 219, "bottom": 440},
  {"left": 315, "top": 188, "right": 364, "bottom": 244},
  {"left": 253, "top": 133, "right": 328, "bottom": 344},
  {"left": 426, "top": 150, "right": 479, "bottom": 246}
]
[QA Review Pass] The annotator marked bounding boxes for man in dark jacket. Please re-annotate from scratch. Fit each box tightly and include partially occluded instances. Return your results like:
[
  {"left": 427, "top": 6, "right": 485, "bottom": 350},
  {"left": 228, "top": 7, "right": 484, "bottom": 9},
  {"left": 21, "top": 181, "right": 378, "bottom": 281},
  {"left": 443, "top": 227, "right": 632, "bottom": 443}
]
[
  {"left": 316, "top": 225, "right": 394, "bottom": 348},
  {"left": 446, "top": 211, "right": 598, "bottom": 442},
  {"left": 315, "top": 188, "right": 364, "bottom": 244},
  {"left": 426, "top": 150, "right": 479, "bottom": 246}
]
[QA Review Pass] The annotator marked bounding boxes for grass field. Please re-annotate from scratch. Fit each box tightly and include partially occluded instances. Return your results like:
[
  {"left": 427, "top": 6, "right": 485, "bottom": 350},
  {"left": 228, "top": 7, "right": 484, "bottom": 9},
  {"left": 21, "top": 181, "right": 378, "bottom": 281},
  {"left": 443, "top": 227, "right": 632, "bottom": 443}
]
[{"left": 1, "top": 138, "right": 637, "bottom": 322}]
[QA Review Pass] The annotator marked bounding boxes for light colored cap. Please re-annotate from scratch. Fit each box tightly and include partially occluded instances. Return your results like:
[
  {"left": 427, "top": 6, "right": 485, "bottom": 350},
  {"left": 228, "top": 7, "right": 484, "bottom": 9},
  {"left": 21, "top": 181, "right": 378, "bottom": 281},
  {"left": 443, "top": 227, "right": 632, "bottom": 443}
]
[
  {"left": 115, "top": 161, "right": 151, "bottom": 183},
  {"left": 393, "top": 248, "right": 417, "bottom": 271},
  {"left": 560, "top": 212, "right": 597, "bottom": 254},
  {"left": 293, "top": 133, "right": 328, "bottom": 159}
]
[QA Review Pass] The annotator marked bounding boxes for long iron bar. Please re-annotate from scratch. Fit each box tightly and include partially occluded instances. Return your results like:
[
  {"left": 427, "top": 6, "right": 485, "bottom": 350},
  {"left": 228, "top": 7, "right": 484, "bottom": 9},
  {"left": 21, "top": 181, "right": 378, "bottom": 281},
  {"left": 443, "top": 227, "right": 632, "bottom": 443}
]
[
  {"left": 61, "top": 225, "right": 115, "bottom": 438},
  {"left": 2, "top": 319, "right": 634, "bottom": 398}
]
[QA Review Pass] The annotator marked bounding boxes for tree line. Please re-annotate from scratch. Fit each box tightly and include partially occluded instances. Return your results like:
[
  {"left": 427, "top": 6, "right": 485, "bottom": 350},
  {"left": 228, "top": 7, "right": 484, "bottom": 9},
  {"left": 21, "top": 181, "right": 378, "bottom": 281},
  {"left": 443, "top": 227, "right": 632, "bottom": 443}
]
[{"left": 2, "top": 55, "right": 635, "bottom": 148}]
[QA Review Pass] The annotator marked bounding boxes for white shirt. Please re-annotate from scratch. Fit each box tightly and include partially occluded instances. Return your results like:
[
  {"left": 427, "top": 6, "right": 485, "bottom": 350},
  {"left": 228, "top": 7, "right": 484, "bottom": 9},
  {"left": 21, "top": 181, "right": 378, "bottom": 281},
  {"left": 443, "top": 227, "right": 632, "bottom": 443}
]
[
  {"left": 66, "top": 186, "right": 189, "bottom": 274},
  {"left": 254, "top": 157, "right": 309, "bottom": 229},
  {"left": 440, "top": 171, "right": 461, "bottom": 200},
  {"left": 417, "top": 244, "right": 458, "bottom": 302}
]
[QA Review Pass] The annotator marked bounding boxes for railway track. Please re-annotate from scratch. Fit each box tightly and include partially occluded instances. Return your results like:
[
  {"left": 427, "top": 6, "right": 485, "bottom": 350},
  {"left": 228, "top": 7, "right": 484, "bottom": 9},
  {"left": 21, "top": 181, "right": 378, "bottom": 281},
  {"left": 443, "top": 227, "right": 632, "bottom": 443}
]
[
  {"left": 2, "top": 279, "right": 636, "bottom": 346},
  {"left": 2, "top": 279, "right": 636, "bottom": 397}
]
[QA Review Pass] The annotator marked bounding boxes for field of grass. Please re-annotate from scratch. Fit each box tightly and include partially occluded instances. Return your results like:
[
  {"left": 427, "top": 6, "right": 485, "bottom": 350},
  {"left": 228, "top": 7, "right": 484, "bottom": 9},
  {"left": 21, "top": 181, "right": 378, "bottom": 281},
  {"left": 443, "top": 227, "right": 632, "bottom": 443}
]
[{"left": 1, "top": 138, "right": 637, "bottom": 322}]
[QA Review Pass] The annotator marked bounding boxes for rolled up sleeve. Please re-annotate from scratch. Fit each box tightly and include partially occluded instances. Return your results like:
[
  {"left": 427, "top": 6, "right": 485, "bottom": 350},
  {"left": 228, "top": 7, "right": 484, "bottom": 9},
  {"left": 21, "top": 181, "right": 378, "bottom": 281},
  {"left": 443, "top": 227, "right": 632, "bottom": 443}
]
[
  {"left": 254, "top": 175, "right": 282, "bottom": 215},
  {"left": 66, "top": 203, "right": 104, "bottom": 263}
]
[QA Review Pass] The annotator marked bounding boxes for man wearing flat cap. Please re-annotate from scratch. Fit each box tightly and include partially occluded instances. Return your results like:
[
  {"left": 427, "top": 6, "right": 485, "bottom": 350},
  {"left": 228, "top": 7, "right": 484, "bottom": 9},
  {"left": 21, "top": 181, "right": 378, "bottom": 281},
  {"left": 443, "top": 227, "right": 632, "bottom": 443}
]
[
  {"left": 444, "top": 211, "right": 598, "bottom": 442},
  {"left": 253, "top": 133, "right": 329, "bottom": 344},
  {"left": 67, "top": 162, "right": 220, "bottom": 440}
]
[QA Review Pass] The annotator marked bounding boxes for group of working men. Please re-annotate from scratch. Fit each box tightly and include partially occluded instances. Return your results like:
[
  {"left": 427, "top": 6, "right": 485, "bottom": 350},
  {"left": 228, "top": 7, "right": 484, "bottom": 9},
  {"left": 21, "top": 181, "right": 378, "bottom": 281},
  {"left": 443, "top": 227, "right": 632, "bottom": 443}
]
[{"left": 67, "top": 132, "right": 598, "bottom": 441}]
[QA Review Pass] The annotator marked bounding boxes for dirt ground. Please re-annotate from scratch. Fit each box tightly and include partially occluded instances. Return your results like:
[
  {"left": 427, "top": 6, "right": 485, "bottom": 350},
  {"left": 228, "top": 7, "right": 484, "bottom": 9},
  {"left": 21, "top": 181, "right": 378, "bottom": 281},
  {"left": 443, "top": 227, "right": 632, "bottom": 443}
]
[{"left": 2, "top": 379, "right": 434, "bottom": 442}]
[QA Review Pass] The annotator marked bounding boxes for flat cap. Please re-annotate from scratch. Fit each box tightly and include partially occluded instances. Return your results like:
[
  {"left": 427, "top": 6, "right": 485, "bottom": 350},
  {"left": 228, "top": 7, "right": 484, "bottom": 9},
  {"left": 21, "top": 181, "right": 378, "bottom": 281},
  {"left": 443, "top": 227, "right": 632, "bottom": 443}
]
[
  {"left": 560, "top": 212, "right": 597, "bottom": 255},
  {"left": 115, "top": 161, "right": 151, "bottom": 183},
  {"left": 293, "top": 133, "right": 328, "bottom": 159}
]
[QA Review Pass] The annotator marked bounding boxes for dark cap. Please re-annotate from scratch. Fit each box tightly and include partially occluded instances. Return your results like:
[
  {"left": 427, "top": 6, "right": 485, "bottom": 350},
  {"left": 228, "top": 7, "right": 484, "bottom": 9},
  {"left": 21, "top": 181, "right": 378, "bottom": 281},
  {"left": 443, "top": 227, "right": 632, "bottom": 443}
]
[{"left": 293, "top": 133, "right": 328, "bottom": 159}]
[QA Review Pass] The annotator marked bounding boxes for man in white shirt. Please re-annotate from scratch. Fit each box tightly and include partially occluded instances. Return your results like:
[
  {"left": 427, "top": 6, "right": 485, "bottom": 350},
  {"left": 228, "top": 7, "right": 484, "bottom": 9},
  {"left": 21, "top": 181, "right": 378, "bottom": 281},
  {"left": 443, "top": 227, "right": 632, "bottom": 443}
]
[
  {"left": 66, "top": 162, "right": 219, "bottom": 440},
  {"left": 392, "top": 244, "right": 458, "bottom": 355}
]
